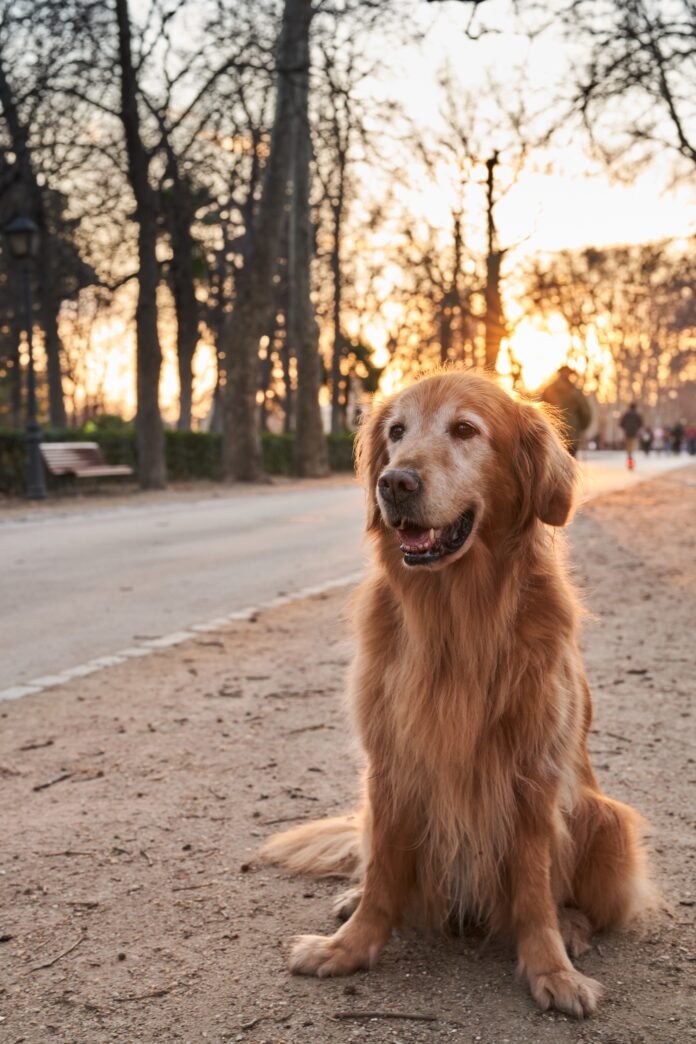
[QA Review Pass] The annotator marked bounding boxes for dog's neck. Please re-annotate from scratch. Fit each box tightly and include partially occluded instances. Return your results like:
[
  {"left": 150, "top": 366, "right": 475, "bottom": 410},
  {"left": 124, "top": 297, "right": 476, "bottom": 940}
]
[{"left": 376, "top": 521, "right": 576, "bottom": 709}]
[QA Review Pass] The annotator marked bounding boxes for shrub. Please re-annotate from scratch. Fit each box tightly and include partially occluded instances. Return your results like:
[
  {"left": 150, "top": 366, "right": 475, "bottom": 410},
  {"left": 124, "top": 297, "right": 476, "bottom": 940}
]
[{"left": 0, "top": 427, "right": 357, "bottom": 494}]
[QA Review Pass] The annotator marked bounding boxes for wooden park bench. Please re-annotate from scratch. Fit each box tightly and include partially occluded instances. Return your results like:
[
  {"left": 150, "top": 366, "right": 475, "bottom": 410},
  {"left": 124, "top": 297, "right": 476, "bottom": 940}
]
[{"left": 40, "top": 442, "right": 134, "bottom": 484}]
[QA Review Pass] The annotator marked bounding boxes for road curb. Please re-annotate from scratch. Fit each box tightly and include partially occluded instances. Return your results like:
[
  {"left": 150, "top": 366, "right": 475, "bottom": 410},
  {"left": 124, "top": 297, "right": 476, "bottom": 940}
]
[{"left": 0, "top": 570, "right": 364, "bottom": 703}]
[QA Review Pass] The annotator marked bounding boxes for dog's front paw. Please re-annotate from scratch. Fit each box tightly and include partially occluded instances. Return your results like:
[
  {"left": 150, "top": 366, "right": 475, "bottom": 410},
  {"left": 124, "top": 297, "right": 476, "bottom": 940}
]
[
  {"left": 529, "top": 968, "right": 604, "bottom": 1018},
  {"left": 288, "top": 933, "right": 372, "bottom": 977}
]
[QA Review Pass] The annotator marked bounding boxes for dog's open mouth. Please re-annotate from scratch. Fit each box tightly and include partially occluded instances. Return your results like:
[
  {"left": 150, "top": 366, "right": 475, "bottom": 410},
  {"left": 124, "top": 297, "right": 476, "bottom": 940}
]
[{"left": 397, "top": 510, "right": 475, "bottom": 566}]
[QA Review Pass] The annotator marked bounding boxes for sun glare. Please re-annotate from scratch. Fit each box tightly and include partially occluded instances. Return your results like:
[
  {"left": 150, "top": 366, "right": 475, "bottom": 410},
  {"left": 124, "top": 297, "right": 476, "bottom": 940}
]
[{"left": 504, "top": 315, "right": 571, "bottom": 391}]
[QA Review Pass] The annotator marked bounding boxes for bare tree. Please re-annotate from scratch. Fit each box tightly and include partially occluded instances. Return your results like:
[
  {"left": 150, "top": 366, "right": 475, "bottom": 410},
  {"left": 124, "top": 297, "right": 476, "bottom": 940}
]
[
  {"left": 288, "top": 0, "right": 329, "bottom": 476},
  {"left": 0, "top": 0, "right": 84, "bottom": 428},
  {"left": 114, "top": 0, "right": 165, "bottom": 487},
  {"left": 559, "top": 0, "right": 696, "bottom": 172},
  {"left": 524, "top": 239, "right": 696, "bottom": 408},
  {"left": 222, "top": 0, "right": 314, "bottom": 481}
]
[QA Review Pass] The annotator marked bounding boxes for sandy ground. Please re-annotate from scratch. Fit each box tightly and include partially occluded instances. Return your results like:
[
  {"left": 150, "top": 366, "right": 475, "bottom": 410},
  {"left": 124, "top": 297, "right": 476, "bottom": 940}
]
[{"left": 1, "top": 467, "right": 695, "bottom": 1044}]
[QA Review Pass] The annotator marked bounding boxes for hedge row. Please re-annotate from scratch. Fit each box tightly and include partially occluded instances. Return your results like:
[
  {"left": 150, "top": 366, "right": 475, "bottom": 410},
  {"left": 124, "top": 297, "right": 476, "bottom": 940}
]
[{"left": 0, "top": 428, "right": 356, "bottom": 495}]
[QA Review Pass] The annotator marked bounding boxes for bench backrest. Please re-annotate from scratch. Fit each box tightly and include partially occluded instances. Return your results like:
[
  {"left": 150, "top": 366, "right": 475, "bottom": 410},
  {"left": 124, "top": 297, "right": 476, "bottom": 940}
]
[{"left": 40, "top": 442, "right": 106, "bottom": 475}]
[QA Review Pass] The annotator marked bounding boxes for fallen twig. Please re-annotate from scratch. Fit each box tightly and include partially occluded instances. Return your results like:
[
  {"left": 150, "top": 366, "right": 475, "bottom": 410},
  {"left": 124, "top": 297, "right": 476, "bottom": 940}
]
[
  {"left": 285, "top": 723, "right": 329, "bottom": 736},
  {"left": 241, "top": 1016, "right": 266, "bottom": 1030},
  {"left": 113, "top": 982, "right": 179, "bottom": 1002},
  {"left": 19, "top": 738, "right": 54, "bottom": 752},
  {"left": 38, "top": 850, "right": 95, "bottom": 857},
  {"left": 33, "top": 772, "right": 73, "bottom": 792},
  {"left": 172, "top": 881, "right": 218, "bottom": 892},
  {"left": 260, "top": 815, "right": 304, "bottom": 827},
  {"left": 331, "top": 1011, "right": 437, "bottom": 1023},
  {"left": 31, "top": 933, "right": 84, "bottom": 971}
]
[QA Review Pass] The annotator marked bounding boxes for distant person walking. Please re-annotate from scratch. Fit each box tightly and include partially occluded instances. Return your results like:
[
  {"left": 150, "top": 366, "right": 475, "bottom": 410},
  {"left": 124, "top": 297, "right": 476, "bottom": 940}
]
[
  {"left": 671, "top": 421, "right": 685, "bottom": 454},
  {"left": 619, "top": 402, "right": 643, "bottom": 470},
  {"left": 640, "top": 427, "right": 654, "bottom": 456},
  {"left": 540, "top": 366, "right": 592, "bottom": 457}
]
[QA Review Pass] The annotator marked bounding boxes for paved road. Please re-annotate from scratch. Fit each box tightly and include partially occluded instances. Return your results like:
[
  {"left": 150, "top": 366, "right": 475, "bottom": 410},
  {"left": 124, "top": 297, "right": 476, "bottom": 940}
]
[{"left": 1, "top": 452, "right": 688, "bottom": 692}]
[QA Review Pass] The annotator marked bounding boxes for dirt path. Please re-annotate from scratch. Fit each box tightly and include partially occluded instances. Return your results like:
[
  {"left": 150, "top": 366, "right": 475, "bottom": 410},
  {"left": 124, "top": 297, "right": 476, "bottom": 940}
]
[{"left": 1, "top": 468, "right": 694, "bottom": 1044}]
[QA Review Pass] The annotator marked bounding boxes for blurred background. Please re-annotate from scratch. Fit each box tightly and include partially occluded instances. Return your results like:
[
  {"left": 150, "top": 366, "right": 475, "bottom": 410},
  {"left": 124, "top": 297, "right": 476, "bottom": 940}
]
[{"left": 0, "top": 0, "right": 694, "bottom": 492}]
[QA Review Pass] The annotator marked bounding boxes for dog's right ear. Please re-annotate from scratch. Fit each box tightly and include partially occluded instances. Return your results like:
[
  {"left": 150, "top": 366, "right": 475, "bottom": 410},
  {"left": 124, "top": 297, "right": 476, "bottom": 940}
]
[
  {"left": 354, "top": 399, "right": 390, "bottom": 531},
  {"left": 515, "top": 401, "right": 578, "bottom": 527}
]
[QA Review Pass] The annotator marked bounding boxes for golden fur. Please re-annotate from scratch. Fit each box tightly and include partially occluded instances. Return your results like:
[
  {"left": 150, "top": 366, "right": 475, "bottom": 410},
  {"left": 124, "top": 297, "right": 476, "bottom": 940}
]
[{"left": 261, "top": 371, "right": 654, "bottom": 1018}]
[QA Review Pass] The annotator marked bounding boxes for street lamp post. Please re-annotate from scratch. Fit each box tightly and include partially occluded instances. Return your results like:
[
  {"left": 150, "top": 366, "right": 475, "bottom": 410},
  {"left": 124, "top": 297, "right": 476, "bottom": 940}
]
[{"left": 4, "top": 216, "right": 47, "bottom": 500}]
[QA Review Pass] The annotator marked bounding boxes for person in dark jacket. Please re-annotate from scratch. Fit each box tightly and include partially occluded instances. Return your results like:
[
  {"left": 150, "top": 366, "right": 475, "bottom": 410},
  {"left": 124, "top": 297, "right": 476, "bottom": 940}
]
[
  {"left": 540, "top": 366, "right": 592, "bottom": 456},
  {"left": 619, "top": 403, "right": 643, "bottom": 469}
]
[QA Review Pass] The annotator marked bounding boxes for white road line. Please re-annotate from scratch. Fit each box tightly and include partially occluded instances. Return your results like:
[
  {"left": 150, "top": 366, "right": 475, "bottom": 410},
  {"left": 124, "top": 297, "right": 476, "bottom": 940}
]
[{"left": 0, "top": 570, "right": 365, "bottom": 703}]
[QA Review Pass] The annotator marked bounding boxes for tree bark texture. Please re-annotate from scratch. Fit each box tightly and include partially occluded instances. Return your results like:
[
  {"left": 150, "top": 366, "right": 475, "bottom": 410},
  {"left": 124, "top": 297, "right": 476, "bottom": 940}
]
[
  {"left": 222, "top": 0, "right": 314, "bottom": 481},
  {"left": 161, "top": 150, "right": 199, "bottom": 432},
  {"left": 115, "top": 0, "right": 166, "bottom": 488},
  {"left": 37, "top": 247, "right": 68, "bottom": 427},
  {"left": 329, "top": 165, "right": 346, "bottom": 434}
]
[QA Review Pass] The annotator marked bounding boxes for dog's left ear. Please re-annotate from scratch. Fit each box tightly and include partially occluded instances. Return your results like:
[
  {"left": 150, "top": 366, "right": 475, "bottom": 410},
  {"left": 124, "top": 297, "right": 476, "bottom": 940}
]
[
  {"left": 354, "top": 398, "right": 390, "bottom": 531},
  {"left": 515, "top": 402, "right": 578, "bottom": 527}
]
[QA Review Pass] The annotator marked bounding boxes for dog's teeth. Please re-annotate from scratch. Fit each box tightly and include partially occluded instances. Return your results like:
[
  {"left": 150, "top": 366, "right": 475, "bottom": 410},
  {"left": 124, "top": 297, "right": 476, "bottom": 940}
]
[{"left": 429, "top": 528, "right": 435, "bottom": 544}]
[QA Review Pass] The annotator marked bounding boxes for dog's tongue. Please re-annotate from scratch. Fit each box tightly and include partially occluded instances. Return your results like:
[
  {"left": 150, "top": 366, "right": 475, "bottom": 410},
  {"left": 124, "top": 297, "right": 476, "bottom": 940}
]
[{"left": 399, "top": 526, "right": 433, "bottom": 547}]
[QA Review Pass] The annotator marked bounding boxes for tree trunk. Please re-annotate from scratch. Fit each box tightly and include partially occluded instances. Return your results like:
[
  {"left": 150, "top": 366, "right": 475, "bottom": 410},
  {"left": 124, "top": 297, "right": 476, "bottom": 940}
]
[
  {"left": 329, "top": 184, "right": 345, "bottom": 434},
  {"left": 281, "top": 318, "right": 294, "bottom": 434},
  {"left": 115, "top": 0, "right": 165, "bottom": 489},
  {"left": 484, "top": 153, "right": 505, "bottom": 372},
  {"left": 288, "top": 5, "right": 329, "bottom": 477},
  {"left": 439, "top": 300, "right": 453, "bottom": 366},
  {"left": 38, "top": 246, "right": 67, "bottom": 428},
  {"left": 484, "top": 250, "right": 505, "bottom": 370},
  {"left": 162, "top": 154, "right": 199, "bottom": 432},
  {"left": 171, "top": 230, "right": 198, "bottom": 432},
  {"left": 222, "top": 0, "right": 308, "bottom": 481}
]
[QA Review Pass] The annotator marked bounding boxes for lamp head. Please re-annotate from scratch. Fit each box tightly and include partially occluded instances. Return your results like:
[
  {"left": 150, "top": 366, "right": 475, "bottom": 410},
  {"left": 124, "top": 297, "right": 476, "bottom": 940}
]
[{"left": 4, "top": 216, "right": 40, "bottom": 260}]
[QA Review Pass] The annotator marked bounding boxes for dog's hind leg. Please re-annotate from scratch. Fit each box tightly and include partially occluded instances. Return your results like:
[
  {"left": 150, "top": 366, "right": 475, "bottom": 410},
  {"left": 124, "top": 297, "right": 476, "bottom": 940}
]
[
  {"left": 333, "top": 886, "right": 363, "bottom": 922},
  {"left": 558, "top": 906, "right": 592, "bottom": 958},
  {"left": 569, "top": 789, "right": 656, "bottom": 931}
]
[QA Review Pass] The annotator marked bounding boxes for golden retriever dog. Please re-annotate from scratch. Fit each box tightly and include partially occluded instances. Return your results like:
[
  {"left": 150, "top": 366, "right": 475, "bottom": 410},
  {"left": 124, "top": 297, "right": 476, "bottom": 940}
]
[{"left": 262, "top": 371, "right": 654, "bottom": 1018}]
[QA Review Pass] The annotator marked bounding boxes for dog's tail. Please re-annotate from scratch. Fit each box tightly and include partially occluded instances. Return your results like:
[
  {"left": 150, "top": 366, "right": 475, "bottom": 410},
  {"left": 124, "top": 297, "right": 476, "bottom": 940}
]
[{"left": 260, "top": 811, "right": 364, "bottom": 878}]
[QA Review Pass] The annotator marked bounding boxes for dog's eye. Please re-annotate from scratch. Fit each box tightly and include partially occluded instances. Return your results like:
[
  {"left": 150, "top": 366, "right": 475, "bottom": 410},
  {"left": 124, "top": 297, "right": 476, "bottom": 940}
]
[
  {"left": 452, "top": 421, "right": 478, "bottom": 441},
  {"left": 388, "top": 423, "right": 405, "bottom": 442}
]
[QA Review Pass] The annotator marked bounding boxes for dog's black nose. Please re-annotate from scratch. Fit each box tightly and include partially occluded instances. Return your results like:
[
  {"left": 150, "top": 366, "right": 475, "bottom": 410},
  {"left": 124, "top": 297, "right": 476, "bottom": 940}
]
[{"left": 378, "top": 468, "right": 421, "bottom": 506}]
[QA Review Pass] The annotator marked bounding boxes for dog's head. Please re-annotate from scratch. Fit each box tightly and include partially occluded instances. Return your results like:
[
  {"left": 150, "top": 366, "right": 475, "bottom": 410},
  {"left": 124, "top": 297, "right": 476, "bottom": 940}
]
[{"left": 355, "top": 371, "right": 577, "bottom": 570}]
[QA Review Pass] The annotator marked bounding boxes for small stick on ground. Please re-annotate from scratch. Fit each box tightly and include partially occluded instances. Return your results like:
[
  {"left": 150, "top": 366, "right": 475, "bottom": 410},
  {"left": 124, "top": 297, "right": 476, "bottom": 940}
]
[
  {"left": 285, "top": 723, "right": 328, "bottom": 736},
  {"left": 171, "top": 881, "right": 218, "bottom": 892},
  {"left": 113, "top": 983, "right": 179, "bottom": 1003},
  {"left": 33, "top": 772, "right": 73, "bottom": 792},
  {"left": 331, "top": 1011, "right": 437, "bottom": 1024},
  {"left": 260, "top": 815, "right": 304, "bottom": 827},
  {"left": 31, "top": 933, "right": 84, "bottom": 971},
  {"left": 38, "top": 850, "right": 95, "bottom": 857},
  {"left": 19, "top": 739, "right": 54, "bottom": 752}
]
